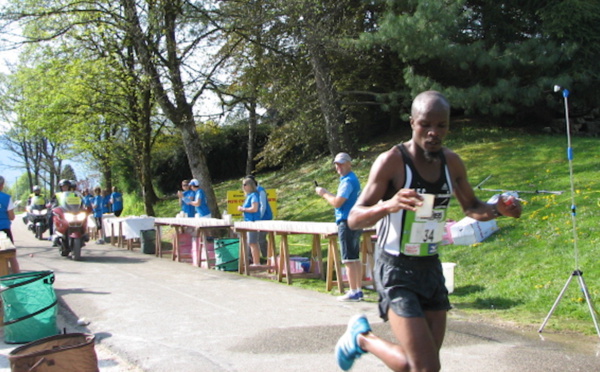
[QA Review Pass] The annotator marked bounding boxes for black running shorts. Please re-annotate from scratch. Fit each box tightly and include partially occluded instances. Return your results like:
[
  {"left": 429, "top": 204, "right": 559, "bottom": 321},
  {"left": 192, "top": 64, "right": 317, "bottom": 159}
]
[{"left": 376, "top": 250, "right": 451, "bottom": 320}]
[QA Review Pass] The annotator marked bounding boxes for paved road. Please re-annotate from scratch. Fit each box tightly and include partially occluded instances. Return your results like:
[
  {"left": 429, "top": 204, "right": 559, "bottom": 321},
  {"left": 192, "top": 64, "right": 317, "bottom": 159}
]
[{"left": 1, "top": 219, "right": 599, "bottom": 371}]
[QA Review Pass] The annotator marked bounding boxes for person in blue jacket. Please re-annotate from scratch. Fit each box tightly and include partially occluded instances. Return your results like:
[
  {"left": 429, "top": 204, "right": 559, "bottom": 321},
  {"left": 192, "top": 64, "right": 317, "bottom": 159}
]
[
  {"left": 0, "top": 176, "right": 15, "bottom": 244},
  {"left": 0, "top": 176, "right": 20, "bottom": 273},
  {"left": 189, "top": 179, "right": 211, "bottom": 217},
  {"left": 110, "top": 186, "right": 124, "bottom": 217},
  {"left": 237, "top": 177, "right": 261, "bottom": 265}
]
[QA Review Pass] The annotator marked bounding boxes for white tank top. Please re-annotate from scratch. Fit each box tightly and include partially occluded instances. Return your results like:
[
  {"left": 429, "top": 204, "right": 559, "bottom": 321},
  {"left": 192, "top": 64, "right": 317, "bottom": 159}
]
[{"left": 376, "top": 144, "right": 453, "bottom": 256}]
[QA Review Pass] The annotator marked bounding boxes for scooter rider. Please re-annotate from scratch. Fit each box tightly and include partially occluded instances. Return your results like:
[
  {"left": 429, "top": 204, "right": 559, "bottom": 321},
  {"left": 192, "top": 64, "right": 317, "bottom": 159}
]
[
  {"left": 51, "top": 179, "right": 85, "bottom": 246},
  {"left": 24, "top": 185, "right": 50, "bottom": 230},
  {"left": 27, "top": 185, "right": 47, "bottom": 210}
]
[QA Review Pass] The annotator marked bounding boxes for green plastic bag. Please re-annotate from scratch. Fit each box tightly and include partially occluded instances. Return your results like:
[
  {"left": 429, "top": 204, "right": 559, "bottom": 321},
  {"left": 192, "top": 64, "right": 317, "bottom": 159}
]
[
  {"left": 1, "top": 271, "right": 59, "bottom": 344},
  {"left": 214, "top": 238, "right": 239, "bottom": 271}
]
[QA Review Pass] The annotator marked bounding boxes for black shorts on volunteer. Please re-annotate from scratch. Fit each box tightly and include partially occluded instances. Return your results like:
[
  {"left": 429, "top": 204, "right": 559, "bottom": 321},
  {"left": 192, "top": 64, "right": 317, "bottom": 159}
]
[{"left": 337, "top": 220, "right": 362, "bottom": 262}]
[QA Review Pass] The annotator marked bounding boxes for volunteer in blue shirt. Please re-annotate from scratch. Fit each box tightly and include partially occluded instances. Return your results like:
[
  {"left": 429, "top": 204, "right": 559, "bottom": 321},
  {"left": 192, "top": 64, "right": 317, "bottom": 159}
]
[
  {"left": 92, "top": 187, "right": 106, "bottom": 244},
  {"left": 238, "top": 177, "right": 261, "bottom": 266},
  {"left": 246, "top": 175, "right": 273, "bottom": 257},
  {"left": 0, "top": 176, "right": 16, "bottom": 244},
  {"left": 102, "top": 189, "right": 111, "bottom": 214},
  {"left": 0, "top": 176, "right": 20, "bottom": 273},
  {"left": 82, "top": 189, "right": 93, "bottom": 211},
  {"left": 189, "top": 179, "right": 211, "bottom": 217},
  {"left": 178, "top": 180, "right": 196, "bottom": 217},
  {"left": 110, "top": 186, "right": 124, "bottom": 217},
  {"left": 315, "top": 152, "right": 362, "bottom": 302}
]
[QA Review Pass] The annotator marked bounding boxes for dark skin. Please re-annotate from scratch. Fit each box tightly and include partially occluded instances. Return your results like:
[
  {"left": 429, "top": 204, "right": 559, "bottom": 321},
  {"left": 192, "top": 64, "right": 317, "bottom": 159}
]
[{"left": 348, "top": 91, "right": 521, "bottom": 372}]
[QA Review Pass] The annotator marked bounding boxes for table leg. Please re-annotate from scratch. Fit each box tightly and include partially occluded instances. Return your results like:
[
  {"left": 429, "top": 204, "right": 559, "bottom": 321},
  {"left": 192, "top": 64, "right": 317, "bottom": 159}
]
[
  {"left": 360, "top": 232, "right": 374, "bottom": 286},
  {"left": 311, "top": 235, "right": 324, "bottom": 280},
  {"left": 172, "top": 226, "right": 180, "bottom": 261},
  {"left": 155, "top": 224, "right": 162, "bottom": 257},
  {"left": 267, "top": 232, "right": 276, "bottom": 273},
  {"left": 118, "top": 222, "right": 123, "bottom": 248},
  {"left": 279, "top": 233, "right": 292, "bottom": 285},
  {"left": 110, "top": 222, "right": 116, "bottom": 246},
  {"left": 194, "top": 229, "right": 202, "bottom": 267},
  {"left": 238, "top": 231, "right": 248, "bottom": 275},
  {"left": 326, "top": 239, "right": 334, "bottom": 291},
  {"left": 198, "top": 229, "right": 213, "bottom": 268},
  {"left": 327, "top": 237, "right": 344, "bottom": 293}
]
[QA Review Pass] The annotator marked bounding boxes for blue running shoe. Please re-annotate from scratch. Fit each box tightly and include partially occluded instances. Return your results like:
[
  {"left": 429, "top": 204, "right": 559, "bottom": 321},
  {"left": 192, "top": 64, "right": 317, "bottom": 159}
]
[
  {"left": 335, "top": 314, "right": 371, "bottom": 370},
  {"left": 337, "top": 291, "right": 363, "bottom": 302}
]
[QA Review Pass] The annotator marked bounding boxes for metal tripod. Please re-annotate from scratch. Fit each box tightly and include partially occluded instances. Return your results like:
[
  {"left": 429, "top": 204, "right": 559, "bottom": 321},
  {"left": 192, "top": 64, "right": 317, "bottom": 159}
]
[
  {"left": 539, "top": 269, "right": 600, "bottom": 337},
  {"left": 538, "top": 86, "right": 600, "bottom": 338}
]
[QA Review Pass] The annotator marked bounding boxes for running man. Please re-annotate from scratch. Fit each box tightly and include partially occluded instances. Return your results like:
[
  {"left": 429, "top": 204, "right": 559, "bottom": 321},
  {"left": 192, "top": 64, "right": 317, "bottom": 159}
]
[{"left": 335, "top": 91, "right": 522, "bottom": 371}]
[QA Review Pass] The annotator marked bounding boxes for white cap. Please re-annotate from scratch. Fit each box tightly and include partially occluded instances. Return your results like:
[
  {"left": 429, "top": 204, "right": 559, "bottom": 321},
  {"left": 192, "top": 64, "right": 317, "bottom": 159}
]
[
  {"left": 189, "top": 179, "right": 200, "bottom": 187},
  {"left": 333, "top": 152, "right": 352, "bottom": 164}
]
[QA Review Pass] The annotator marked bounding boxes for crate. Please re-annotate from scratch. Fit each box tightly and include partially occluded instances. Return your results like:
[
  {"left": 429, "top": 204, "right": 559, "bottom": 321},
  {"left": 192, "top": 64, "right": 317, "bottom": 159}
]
[{"left": 176, "top": 232, "right": 193, "bottom": 263}]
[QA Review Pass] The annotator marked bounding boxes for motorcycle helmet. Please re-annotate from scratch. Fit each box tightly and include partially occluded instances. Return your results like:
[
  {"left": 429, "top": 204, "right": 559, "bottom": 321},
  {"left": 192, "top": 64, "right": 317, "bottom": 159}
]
[
  {"left": 32, "top": 185, "right": 41, "bottom": 192},
  {"left": 58, "top": 179, "right": 71, "bottom": 188}
]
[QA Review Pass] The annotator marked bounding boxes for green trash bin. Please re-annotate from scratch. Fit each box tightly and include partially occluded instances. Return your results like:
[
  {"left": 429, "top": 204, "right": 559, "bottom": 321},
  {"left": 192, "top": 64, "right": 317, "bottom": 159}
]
[
  {"left": 214, "top": 238, "right": 239, "bottom": 271},
  {"left": 140, "top": 229, "right": 156, "bottom": 255},
  {"left": 0, "top": 271, "right": 59, "bottom": 344}
]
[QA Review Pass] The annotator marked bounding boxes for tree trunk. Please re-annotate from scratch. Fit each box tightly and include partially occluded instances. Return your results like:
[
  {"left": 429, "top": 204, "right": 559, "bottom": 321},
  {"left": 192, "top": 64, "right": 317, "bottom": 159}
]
[
  {"left": 306, "top": 38, "right": 351, "bottom": 155},
  {"left": 121, "top": 0, "right": 220, "bottom": 218},
  {"left": 139, "top": 88, "right": 157, "bottom": 216},
  {"left": 246, "top": 97, "right": 257, "bottom": 175},
  {"left": 179, "top": 114, "right": 219, "bottom": 217},
  {"left": 125, "top": 41, "right": 158, "bottom": 216}
]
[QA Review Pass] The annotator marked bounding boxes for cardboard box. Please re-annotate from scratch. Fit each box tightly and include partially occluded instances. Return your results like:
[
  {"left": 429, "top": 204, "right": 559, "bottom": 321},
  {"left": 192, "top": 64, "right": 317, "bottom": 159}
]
[{"left": 450, "top": 217, "right": 498, "bottom": 245}]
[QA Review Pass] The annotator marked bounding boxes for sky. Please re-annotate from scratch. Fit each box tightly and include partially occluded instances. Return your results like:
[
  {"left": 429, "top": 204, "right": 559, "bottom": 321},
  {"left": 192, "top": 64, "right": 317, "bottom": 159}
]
[
  {"left": 0, "top": 147, "right": 91, "bottom": 188},
  {"left": 0, "top": 148, "right": 24, "bottom": 187},
  {"left": 0, "top": 6, "right": 92, "bottom": 188}
]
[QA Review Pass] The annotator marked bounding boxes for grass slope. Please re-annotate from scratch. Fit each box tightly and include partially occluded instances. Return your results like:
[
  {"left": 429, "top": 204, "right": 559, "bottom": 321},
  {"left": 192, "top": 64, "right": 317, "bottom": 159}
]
[{"left": 133, "top": 121, "right": 600, "bottom": 335}]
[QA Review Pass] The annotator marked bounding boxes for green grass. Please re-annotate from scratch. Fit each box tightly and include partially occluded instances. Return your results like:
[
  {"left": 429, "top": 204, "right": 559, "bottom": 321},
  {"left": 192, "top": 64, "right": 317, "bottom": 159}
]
[{"left": 132, "top": 120, "right": 600, "bottom": 335}]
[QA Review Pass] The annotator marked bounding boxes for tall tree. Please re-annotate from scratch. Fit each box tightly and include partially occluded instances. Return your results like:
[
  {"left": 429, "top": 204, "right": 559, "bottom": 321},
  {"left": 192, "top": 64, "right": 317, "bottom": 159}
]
[
  {"left": 216, "top": 0, "right": 270, "bottom": 175},
  {"left": 119, "top": 0, "right": 239, "bottom": 216},
  {"left": 1, "top": 0, "right": 166, "bottom": 214},
  {"left": 358, "top": 0, "right": 600, "bottom": 118}
]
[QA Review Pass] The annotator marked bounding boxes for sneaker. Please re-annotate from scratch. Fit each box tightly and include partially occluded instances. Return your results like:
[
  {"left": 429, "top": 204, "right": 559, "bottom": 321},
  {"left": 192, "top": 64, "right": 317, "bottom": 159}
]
[
  {"left": 335, "top": 314, "right": 371, "bottom": 371},
  {"left": 337, "top": 291, "right": 363, "bottom": 302},
  {"left": 96, "top": 239, "right": 105, "bottom": 245}
]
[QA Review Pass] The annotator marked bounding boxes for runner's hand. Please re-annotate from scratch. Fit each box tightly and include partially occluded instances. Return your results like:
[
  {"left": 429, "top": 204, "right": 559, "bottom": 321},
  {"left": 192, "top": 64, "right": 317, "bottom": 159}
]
[{"left": 384, "top": 189, "right": 423, "bottom": 214}]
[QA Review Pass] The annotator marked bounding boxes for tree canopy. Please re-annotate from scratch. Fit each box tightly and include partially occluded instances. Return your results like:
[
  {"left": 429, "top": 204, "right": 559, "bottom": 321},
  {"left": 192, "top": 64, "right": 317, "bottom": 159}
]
[{"left": 1, "top": 0, "right": 598, "bottom": 214}]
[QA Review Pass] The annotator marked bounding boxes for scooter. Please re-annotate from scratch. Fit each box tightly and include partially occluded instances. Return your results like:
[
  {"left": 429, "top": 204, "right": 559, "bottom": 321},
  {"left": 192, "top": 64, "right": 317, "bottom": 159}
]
[
  {"left": 24, "top": 204, "right": 50, "bottom": 240},
  {"left": 52, "top": 202, "right": 89, "bottom": 261}
]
